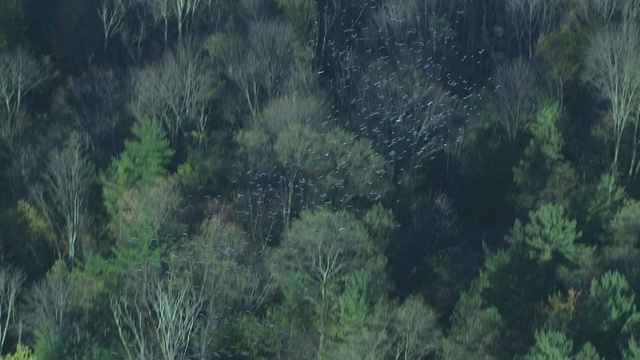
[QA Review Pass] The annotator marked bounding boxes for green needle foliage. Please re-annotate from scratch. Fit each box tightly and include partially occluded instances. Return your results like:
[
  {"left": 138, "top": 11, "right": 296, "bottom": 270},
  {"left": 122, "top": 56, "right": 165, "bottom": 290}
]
[
  {"left": 512, "top": 102, "right": 577, "bottom": 212},
  {"left": 523, "top": 330, "right": 573, "bottom": 360},
  {"left": 101, "top": 117, "right": 174, "bottom": 220},
  {"left": 624, "top": 337, "right": 640, "bottom": 360},
  {"left": 443, "top": 286, "right": 505, "bottom": 360},
  {"left": 522, "top": 330, "right": 601, "bottom": 360},
  {"left": 579, "top": 270, "right": 640, "bottom": 358},
  {"left": 507, "top": 203, "right": 590, "bottom": 265},
  {"left": 585, "top": 174, "right": 626, "bottom": 244}
]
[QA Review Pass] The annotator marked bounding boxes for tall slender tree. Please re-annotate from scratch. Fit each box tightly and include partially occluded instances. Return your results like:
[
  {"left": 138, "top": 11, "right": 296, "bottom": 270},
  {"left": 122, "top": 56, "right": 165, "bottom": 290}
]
[
  {"left": 582, "top": 23, "right": 640, "bottom": 179},
  {"left": 31, "top": 133, "right": 93, "bottom": 266},
  {"left": 0, "top": 265, "right": 25, "bottom": 354}
]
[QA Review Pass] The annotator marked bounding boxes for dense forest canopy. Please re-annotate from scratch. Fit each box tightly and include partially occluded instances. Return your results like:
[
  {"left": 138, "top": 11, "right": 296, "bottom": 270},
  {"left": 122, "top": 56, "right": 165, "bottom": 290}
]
[{"left": 1, "top": 0, "right": 640, "bottom": 359}]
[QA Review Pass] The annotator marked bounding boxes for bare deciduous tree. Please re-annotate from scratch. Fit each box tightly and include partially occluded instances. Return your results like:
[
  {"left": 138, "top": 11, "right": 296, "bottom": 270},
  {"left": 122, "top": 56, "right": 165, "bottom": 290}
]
[
  {"left": 355, "top": 62, "right": 460, "bottom": 181},
  {"left": 145, "top": 0, "right": 204, "bottom": 47},
  {"left": 146, "top": 0, "right": 172, "bottom": 48},
  {"left": 535, "top": 14, "right": 585, "bottom": 107},
  {"left": 112, "top": 261, "right": 218, "bottom": 359},
  {"left": 110, "top": 258, "right": 159, "bottom": 360},
  {"left": 24, "top": 261, "right": 73, "bottom": 351},
  {"left": 222, "top": 20, "right": 298, "bottom": 118},
  {"left": 589, "top": 0, "right": 625, "bottom": 28},
  {"left": 258, "top": 93, "right": 328, "bottom": 136},
  {"left": 505, "top": 0, "right": 551, "bottom": 58},
  {"left": 575, "top": 0, "right": 638, "bottom": 27},
  {"left": 51, "top": 67, "right": 127, "bottom": 162},
  {"left": 392, "top": 296, "right": 442, "bottom": 360},
  {"left": 97, "top": 0, "right": 126, "bottom": 51},
  {"left": 174, "top": 0, "right": 202, "bottom": 41},
  {"left": 151, "top": 271, "right": 204, "bottom": 360},
  {"left": 582, "top": 24, "right": 640, "bottom": 178},
  {"left": 119, "top": 1, "right": 154, "bottom": 63},
  {"left": 111, "top": 294, "right": 151, "bottom": 360},
  {"left": 0, "top": 265, "right": 25, "bottom": 353},
  {"left": 364, "top": 0, "right": 461, "bottom": 77},
  {"left": 202, "top": 0, "right": 231, "bottom": 32},
  {"left": 25, "top": 260, "right": 104, "bottom": 358},
  {"left": 31, "top": 133, "right": 93, "bottom": 266},
  {"left": 131, "top": 39, "right": 214, "bottom": 146},
  {"left": 0, "top": 47, "right": 51, "bottom": 152},
  {"left": 488, "top": 58, "right": 538, "bottom": 145},
  {"left": 623, "top": 1, "right": 640, "bottom": 22}
]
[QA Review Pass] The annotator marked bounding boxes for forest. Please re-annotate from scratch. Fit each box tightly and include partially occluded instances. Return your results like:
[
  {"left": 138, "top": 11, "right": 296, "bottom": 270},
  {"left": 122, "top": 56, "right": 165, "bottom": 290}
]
[{"left": 1, "top": 0, "right": 640, "bottom": 359}]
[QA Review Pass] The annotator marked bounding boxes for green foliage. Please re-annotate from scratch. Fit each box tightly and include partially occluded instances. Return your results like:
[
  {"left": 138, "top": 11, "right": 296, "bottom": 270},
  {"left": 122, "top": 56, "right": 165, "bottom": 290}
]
[
  {"left": 1, "top": 344, "right": 36, "bottom": 360},
  {"left": 174, "top": 215, "right": 270, "bottom": 321},
  {"left": 99, "top": 118, "right": 179, "bottom": 280},
  {"left": 118, "top": 176, "right": 182, "bottom": 241},
  {"left": 479, "top": 246, "right": 549, "bottom": 355},
  {"left": 322, "top": 271, "right": 393, "bottom": 360},
  {"left": 235, "top": 127, "right": 274, "bottom": 171},
  {"left": 604, "top": 199, "right": 640, "bottom": 274},
  {"left": 16, "top": 199, "right": 54, "bottom": 246},
  {"left": 443, "top": 287, "right": 505, "bottom": 360},
  {"left": 320, "top": 128, "right": 391, "bottom": 204},
  {"left": 101, "top": 117, "right": 174, "bottom": 219},
  {"left": 507, "top": 204, "right": 589, "bottom": 265},
  {"left": 323, "top": 324, "right": 390, "bottom": 360},
  {"left": 268, "top": 208, "right": 387, "bottom": 350},
  {"left": 530, "top": 104, "right": 564, "bottom": 162},
  {"left": 274, "top": 122, "right": 321, "bottom": 170},
  {"left": 585, "top": 174, "right": 626, "bottom": 244},
  {"left": 522, "top": 331, "right": 601, "bottom": 360},
  {"left": 2, "top": 1, "right": 635, "bottom": 358},
  {"left": 236, "top": 116, "right": 391, "bottom": 234},
  {"left": 625, "top": 337, "right": 640, "bottom": 360},
  {"left": 28, "top": 260, "right": 112, "bottom": 360},
  {"left": 362, "top": 202, "right": 395, "bottom": 250},
  {"left": 268, "top": 301, "right": 319, "bottom": 358},
  {"left": 274, "top": 123, "right": 390, "bottom": 208},
  {"left": 512, "top": 102, "right": 577, "bottom": 211},
  {"left": 579, "top": 270, "right": 640, "bottom": 358},
  {"left": 575, "top": 342, "right": 603, "bottom": 360},
  {"left": 270, "top": 208, "right": 386, "bottom": 297},
  {"left": 611, "top": 199, "right": 640, "bottom": 245},
  {"left": 108, "top": 234, "right": 164, "bottom": 292},
  {"left": 33, "top": 322, "right": 63, "bottom": 360},
  {"left": 536, "top": 14, "right": 586, "bottom": 80},
  {"left": 218, "top": 312, "right": 281, "bottom": 359},
  {"left": 1, "top": 200, "right": 55, "bottom": 277},
  {"left": 330, "top": 271, "right": 373, "bottom": 341},
  {"left": 479, "top": 202, "right": 591, "bottom": 357},
  {"left": 584, "top": 270, "right": 637, "bottom": 334},
  {"left": 31, "top": 262, "right": 66, "bottom": 360},
  {"left": 325, "top": 281, "right": 441, "bottom": 360},
  {"left": 523, "top": 330, "right": 573, "bottom": 360}
]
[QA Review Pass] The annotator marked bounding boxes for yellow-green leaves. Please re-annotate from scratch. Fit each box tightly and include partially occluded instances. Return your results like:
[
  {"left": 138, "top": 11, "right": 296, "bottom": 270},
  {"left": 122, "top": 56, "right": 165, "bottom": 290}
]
[
  {"left": 16, "top": 199, "right": 55, "bottom": 247},
  {"left": 1, "top": 344, "right": 36, "bottom": 360}
]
